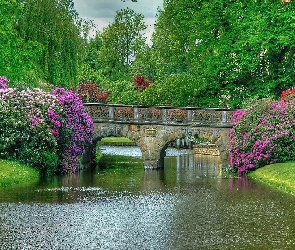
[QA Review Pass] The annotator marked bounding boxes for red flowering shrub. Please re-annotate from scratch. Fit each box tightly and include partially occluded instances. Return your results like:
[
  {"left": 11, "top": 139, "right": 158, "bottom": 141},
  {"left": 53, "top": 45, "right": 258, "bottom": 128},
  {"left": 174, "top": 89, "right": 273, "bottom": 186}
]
[
  {"left": 281, "top": 86, "right": 295, "bottom": 102},
  {"left": 133, "top": 75, "right": 151, "bottom": 90},
  {"left": 76, "top": 81, "right": 109, "bottom": 103}
]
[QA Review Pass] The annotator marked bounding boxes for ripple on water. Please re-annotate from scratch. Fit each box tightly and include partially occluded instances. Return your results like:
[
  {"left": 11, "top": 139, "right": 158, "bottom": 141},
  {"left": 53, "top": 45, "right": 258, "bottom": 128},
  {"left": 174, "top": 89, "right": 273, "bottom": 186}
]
[{"left": 0, "top": 192, "right": 176, "bottom": 250}]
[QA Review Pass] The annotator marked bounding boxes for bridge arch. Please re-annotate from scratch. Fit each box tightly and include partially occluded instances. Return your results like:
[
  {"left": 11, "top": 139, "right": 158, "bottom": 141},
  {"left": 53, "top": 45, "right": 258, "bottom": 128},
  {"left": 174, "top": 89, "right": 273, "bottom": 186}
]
[{"left": 82, "top": 104, "right": 236, "bottom": 169}]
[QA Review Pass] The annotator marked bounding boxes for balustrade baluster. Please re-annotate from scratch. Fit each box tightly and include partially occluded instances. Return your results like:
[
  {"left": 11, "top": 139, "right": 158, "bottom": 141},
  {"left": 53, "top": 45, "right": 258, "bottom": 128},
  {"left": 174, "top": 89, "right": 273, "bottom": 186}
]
[
  {"left": 162, "top": 109, "right": 167, "bottom": 122},
  {"left": 84, "top": 103, "right": 235, "bottom": 127},
  {"left": 109, "top": 106, "right": 114, "bottom": 120},
  {"left": 222, "top": 111, "right": 227, "bottom": 123},
  {"left": 187, "top": 110, "right": 192, "bottom": 123},
  {"left": 134, "top": 107, "right": 138, "bottom": 120}
]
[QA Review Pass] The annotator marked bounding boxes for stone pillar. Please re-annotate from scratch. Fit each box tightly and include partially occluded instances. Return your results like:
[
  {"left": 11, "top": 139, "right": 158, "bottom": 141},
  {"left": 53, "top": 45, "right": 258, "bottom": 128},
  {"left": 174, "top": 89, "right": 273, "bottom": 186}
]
[
  {"left": 80, "top": 137, "right": 100, "bottom": 169},
  {"left": 215, "top": 128, "right": 231, "bottom": 167},
  {"left": 138, "top": 127, "right": 167, "bottom": 169}
]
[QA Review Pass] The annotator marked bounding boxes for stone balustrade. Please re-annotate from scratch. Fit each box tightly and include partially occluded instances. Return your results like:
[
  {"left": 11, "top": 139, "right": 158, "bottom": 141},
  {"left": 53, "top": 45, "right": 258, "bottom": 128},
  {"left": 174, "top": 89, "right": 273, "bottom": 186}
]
[{"left": 83, "top": 103, "right": 236, "bottom": 127}]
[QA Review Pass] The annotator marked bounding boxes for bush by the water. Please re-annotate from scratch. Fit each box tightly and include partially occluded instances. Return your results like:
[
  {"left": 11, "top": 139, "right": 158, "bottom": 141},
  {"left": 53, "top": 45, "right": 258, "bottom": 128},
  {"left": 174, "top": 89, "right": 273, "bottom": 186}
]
[
  {"left": 0, "top": 76, "right": 94, "bottom": 174},
  {"left": 229, "top": 97, "right": 295, "bottom": 175}
]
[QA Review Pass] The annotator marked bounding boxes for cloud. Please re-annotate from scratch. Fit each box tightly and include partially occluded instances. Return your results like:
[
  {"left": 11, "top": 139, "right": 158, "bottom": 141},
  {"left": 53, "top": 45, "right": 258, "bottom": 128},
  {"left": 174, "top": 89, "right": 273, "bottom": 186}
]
[
  {"left": 73, "top": 0, "right": 162, "bottom": 20},
  {"left": 73, "top": 0, "right": 163, "bottom": 44}
]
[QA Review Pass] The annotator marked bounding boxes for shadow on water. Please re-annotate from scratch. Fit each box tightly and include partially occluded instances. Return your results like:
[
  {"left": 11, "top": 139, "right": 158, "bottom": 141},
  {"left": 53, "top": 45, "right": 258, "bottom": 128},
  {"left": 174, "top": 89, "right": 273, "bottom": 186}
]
[{"left": 1, "top": 147, "right": 295, "bottom": 249}]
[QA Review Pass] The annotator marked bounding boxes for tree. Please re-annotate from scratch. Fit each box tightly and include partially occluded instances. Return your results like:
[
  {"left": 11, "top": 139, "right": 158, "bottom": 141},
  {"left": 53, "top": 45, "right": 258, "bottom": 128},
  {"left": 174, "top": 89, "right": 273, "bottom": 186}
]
[
  {"left": 18, "top": 0, "right": 84, "bottom": 88},
  {"left": 130, "top": 47, "right": 156, "bottom": 81},
  {"left": 151, "top": 0, "right": 295, "bottom": 108},
  {"left": 78, "top": 32, "right": 104, "bottom": 83},
  {"left": 98, "top": 8, "right": 147, "bottom": 81},
  {"left": 152, "top": 0, "right": 197, "bottom": 79},
  {"left": 0, "top": 0, "right": 42, "bottom": 86}
]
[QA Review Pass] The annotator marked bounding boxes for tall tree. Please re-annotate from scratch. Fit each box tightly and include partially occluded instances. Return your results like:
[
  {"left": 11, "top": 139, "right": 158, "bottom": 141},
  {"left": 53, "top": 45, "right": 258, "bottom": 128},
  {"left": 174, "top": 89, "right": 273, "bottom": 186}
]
[
  {"left": 98, "top": 8, "right": 147, "bottom": 80},
  {"left": 190, "top": 0, "right": 295, "bottom": 106},
  {"left": 152, "top": 0, "right": 197, "bottom": 78},
  {"left": 152, "top": 0, "right": 295, "bottom": 108},
  {"left": 0, "top": 0, "right": 42, "bottom": 85},
  {"left": 18, "top": 0, "right": 83, "bottom": 87},
  {"left": 78, "top": 31, "right": 104, "bottom": 82}
]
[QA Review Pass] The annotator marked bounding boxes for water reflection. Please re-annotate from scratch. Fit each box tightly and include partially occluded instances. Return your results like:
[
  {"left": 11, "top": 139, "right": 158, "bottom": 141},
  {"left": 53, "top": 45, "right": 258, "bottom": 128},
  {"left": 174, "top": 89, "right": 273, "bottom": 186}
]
[
  {"left": 2, "top": 147, "right": 295, "bottom": 249},
  {"left": 0, "top": 148, "right": 261, "bottom": 202}
]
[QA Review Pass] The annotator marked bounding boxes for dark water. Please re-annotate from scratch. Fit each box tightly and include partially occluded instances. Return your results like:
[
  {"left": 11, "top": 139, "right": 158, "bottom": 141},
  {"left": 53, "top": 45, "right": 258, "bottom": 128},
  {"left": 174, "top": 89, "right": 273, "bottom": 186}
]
[{"left": 1, "top": 147, "right": 295, "bottom": 249}]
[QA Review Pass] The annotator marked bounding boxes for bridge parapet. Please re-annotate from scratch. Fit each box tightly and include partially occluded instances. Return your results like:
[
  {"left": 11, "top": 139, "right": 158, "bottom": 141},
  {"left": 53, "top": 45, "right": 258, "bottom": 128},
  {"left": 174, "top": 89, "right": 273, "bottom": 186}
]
[{"left": 83, "top": 103, "right": 236, "bottom": 127}]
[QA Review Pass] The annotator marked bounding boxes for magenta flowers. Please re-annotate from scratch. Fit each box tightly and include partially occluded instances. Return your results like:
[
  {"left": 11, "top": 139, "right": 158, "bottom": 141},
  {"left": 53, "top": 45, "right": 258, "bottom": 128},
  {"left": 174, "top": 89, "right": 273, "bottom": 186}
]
[
  {"left": 0, "top": 76, "right": 94, "bottom": 174},
  {"left": 52, "top": 87, "right": 94, "bottom": 172},
  {"left": 0, "top": 76, "right": 9, "bottom": 90},
  {"left": 229, "top": 98, "right": 295, "bottom": 175}
]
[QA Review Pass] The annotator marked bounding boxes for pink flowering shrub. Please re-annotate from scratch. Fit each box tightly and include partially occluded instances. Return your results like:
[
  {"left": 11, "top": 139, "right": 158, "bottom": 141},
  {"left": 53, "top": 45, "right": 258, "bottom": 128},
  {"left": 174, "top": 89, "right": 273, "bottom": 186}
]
[
  {"left": 0, "top": 87, "right": 60, "bottom": 174},
  {"left": 0, "top": 77, "right": 94, "bottom": 174},
  {"left": 52, "top": 87, "right": 94, "bottom": 172},
  {"left": 0, "top": 76, "right": 9, "bottom": 89},
  {"left": 228, "top": 98, "right": 295, "bottom": 175}
]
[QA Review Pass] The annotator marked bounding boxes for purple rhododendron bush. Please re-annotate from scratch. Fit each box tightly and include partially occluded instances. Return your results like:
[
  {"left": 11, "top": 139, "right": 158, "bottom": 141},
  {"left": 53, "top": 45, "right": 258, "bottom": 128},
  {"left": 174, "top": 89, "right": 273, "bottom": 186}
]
[
  {"left": 0, "top": 76, "right": 94, "bottom": 174},
  {"left": 229, "top": 97, "right": 295, "bottom": 175}
]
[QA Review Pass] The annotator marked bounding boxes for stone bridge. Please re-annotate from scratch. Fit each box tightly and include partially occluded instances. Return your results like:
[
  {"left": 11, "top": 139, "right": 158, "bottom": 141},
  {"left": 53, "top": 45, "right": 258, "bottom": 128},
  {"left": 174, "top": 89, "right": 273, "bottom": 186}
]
[{"left": 82, "top": 103, "right": 237, "bottom": 169}]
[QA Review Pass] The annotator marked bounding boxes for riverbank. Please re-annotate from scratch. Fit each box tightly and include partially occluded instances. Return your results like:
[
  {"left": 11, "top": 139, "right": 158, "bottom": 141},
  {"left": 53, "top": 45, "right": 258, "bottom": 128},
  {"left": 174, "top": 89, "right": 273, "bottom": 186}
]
[
  {"left": 248, "top": 162, "right": 295, "bottom": 195},
  {"left": 0, "top": 160, "right": 39, "bottom": 187}
]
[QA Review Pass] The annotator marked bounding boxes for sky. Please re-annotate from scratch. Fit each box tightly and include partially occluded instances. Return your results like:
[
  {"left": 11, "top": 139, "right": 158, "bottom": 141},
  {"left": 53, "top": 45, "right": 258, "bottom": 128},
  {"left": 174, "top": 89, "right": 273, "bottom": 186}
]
[{"left": 72, "top": 0, "right": 163, "bottom": 44}]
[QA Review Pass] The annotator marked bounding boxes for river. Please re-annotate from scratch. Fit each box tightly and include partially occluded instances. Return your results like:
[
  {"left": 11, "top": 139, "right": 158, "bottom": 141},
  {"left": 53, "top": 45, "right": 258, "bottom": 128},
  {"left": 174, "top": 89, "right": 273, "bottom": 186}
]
[{"left": 1, "top": 147, "right": 295, "bottom": 249}]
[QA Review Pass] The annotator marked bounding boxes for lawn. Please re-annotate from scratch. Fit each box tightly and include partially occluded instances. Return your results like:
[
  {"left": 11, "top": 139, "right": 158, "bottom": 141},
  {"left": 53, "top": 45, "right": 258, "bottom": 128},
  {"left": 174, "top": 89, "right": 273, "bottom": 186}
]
[
  {"left": 0, "top": 159, "right": 39, "bottom": 187},
  {"left": 248, "top": 162, "right": 295, "bottom": 195}
]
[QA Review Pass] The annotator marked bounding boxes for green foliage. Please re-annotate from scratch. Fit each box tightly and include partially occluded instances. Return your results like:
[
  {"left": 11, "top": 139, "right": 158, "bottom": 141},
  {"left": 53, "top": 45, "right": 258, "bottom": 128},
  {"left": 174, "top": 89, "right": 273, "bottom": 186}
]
[
  {"left": 78, "top": 32, "right": 104, "bottom": 82},
  {"left": 143, "top": 73, "right": 199, "bottom": 106},
  {"left": 130, "top": 47, "right": 156, "bottom": 81},
  {"left": 0, "top": 0, "right": 43, "bottom": 85},
  {"left": 149, "top": 0, "right": 295, "bottom": 107},
  {"left": 152, "top": 0, "right": 196, "bottom": 78},
  {"left": 18, "top": 0, "right": 83, "bottom": 88},
  {"left": 103, "top": 80, "right": 137, "bottom": 104},
  {"left": 97, "top": 8, "right": 147, "bottom": 81}
]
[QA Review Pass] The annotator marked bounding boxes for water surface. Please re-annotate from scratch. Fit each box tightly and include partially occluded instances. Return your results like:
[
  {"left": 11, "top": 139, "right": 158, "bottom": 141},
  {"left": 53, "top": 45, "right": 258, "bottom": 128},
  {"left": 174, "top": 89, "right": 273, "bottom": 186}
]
[{"left": 1, "top": 147, "right": 295, "bottom": 249}]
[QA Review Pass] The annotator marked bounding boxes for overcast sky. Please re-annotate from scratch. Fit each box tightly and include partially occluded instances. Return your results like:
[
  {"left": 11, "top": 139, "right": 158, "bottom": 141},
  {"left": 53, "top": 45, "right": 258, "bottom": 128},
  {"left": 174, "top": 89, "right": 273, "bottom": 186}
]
[{"left": 72, "top": 0, "right": 163, "bottom": 44}]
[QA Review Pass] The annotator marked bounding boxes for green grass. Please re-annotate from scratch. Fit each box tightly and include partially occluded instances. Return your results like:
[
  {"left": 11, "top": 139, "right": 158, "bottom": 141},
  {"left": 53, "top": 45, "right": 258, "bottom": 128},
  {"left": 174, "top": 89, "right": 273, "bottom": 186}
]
[
  {"left": 248, "top": 162, "right": 295, "bottom": 195},
  {"left": 99, "top": 137, "right": 136, "bottom": 146},
  {"left": 101, "top": 137, "right": 133, "bottom": 143},
  {"left": 0, "top": 159, "right": 39, "bottom": 187}
]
